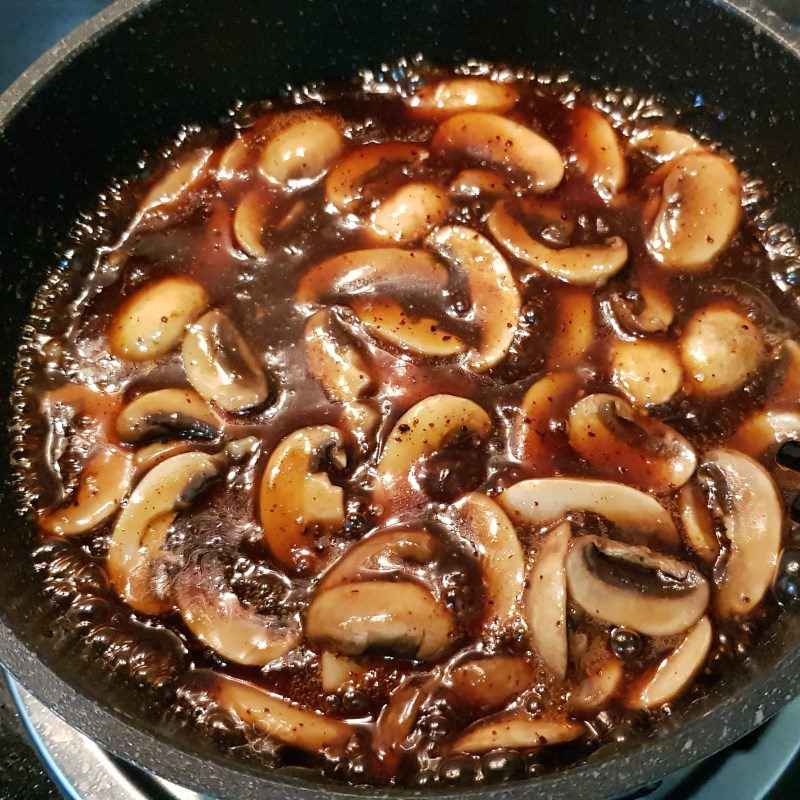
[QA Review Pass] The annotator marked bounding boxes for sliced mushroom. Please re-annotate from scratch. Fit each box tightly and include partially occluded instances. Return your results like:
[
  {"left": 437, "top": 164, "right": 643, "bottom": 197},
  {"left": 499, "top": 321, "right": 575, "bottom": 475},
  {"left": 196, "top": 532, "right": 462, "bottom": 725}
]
[
  {"left": 450, "top": 493, "right": 525, "bottom": 634},
  {"left": 376, "top": 394, "right": 491, "bottom": 497},
  {"left": 607, "top": 282, "right": 674, "bottom": 334},
  {"left": 487, "top": 200, "right": 628, "bottom": 287},
  {"left": 368, "top": 182, "right": 450, "bottom": 244},
  {"left": 449, "top": 168, "right": 512, "bottom": 198},
  {"left": 678, "top": 482, "right": 721, "bottom": 564},
  {"left": 565, "top": 535, "right": 710, "bottom": 636},
  {"left": 139, "top": 148, "right": 212, "bottom": 216},
  {"left": 447, "top": 654, "right": 531, "bottom": 711},
  {"left": 451, "top": 711, "right": 584, "bottom": 754},
  {"left": 427, "top": 225, "right": 521, "bottom": 371},
  {"left": 258, "top": 113, "right": 344, "bottom": 188},
  {"left": 733, "top": 409, "right": 800, "bottom": 463},
  {"left": 116, "top": 388, "right": 221, "bottom": 444},
  {"left": 258, "top": 425, "right": 346, "bottom": 572},
  {"left": 610, "top": 339, "right": 683, "bottom": 407},
  {"left": 626, "top": 616, "right": 713, "bottom": 709},
  {"left": 500, "top": 478, "right": 680, "bottom": 550},
  {"left": 320, "top": 652, "right": 368, "bottom": 693},
  {"left": 630, "top": 127, "right": 701, "bottom": 163},
  {"left": 214, "top": 673, "right": 352, "bottom": 750},
  {"left": 133, "top": 439, "right": 198, "bottom": 476},
  {"left": 107, "top": 451, "right": 223, "bottom": 614},
  {"left": 527, "top": 521, "right": 571, "bottom": 680},
  {"left": 109, "top": 276, "right": 209, "bottom": 362},
  {"left": 217, "top": 134, "right": 251, "bottom": 180},
  {"left": 182, "top": 309, "right": 268, "bottom": 413},
  {"left": 548, "top": 286, "right": 595, "bottom": 369},
  {"left": 374, "top": 677, "right": 434, "bottom": 767},
  {"left": 318, "top": 529, "right": 438, "bottom": 592},
  {"left": 408, "top": 78, "right": 519, "bottom": 118},
  {"left": 568, "top": 393, "right": 697, "bottom": 492},
  {"left": 646, "top": 152, "right": 742, "bottom": 271},
  {"left": 569, "top": 653, "right": 623, "bottom": 712},
  {"left": 772, "top": 339, "right": 800, "bottom": 405},
  {"left": 176, "top": 561, "right": 299, "bottom": 666},
  {"left": 233, "top": 188, "right": 272, "bottom": 259},
  {"left": 680, "top": 304, "right": 764, "bottom": 396},
  {"left": 432, "top": 112, "right": 564, "bottom": 191},
  {"left": 351, "top": 298, "right": 466, "bottom": 358},
  {"left": 704, "top": 449, "right": 783, "bottom": 617},
  {"left": 569, "top": 106, "right": 626, "bottom": 195},
  {"left": 306, "top": 580, "right": 455, "bottom": 660}
]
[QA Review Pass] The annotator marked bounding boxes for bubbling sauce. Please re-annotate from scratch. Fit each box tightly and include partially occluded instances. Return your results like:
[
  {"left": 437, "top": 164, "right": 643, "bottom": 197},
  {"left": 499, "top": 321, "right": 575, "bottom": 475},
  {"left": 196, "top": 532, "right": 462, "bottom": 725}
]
[{"left": 12, "top": 62, "right": 800, "bottom": 788}]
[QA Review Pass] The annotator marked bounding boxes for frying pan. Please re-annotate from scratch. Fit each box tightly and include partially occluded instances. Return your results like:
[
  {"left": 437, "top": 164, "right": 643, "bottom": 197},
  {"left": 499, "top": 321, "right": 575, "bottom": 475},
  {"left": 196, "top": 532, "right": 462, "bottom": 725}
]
[{"left": 1, "top": 1, "right": 800, "bottom": 798}]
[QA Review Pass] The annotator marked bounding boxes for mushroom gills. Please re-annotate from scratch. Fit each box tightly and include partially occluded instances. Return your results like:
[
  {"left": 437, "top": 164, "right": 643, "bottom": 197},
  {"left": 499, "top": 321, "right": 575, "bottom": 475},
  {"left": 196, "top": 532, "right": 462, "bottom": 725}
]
[{"left": 117, "top": 388, "right": 221, "bottom": 443}]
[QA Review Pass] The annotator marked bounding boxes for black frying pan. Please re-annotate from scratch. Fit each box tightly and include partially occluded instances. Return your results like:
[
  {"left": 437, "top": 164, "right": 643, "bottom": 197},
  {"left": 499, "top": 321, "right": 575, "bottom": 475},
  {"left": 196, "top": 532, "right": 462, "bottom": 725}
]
[{"left": 1, "top": 1, "right": 800, "bottom": 798}]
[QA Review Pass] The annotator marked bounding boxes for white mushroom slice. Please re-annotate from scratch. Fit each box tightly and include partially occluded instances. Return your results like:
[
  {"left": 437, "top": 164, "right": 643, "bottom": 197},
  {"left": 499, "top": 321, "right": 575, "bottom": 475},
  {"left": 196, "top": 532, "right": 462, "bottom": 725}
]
[
  {"left": 139, "top": 148, "right": 212, "bottom": 215},
  {"left": 296, "top": 248, "right": 447, "bottom": 311},
  {"left": 680, "top": 304, "right": 764, "bottom": 396},
  {"left": 500, "top": 478, "right": 680, "bottom": 550},
  {"left": 447, "top": 654, "right": 531, "bottom": 710},
  {"left": 450, "top": 493, "right": 525, "bottom": 633},
  {"left": 351, "top": 298, "right": 466, "bottom": 358},
  {"left": 487, "top": 200, "right": 628, "bottom": 287},
  {"left": 40, "top": 447, "right": 134, "bottom": 536},
  {"left": 451, "top": 711, "right": 584, "bottom": 754},
  {"left": 449, "top": 168, "right": 512, "bottom": 198},
  {"left": 368, "top": 182, "right": 450, "bottom": 244},
  {"left": 233, "top": 188, "right": 271, "bottom": 259},
  {"left": 320, "top": 652, "right": 367, "bottom": 693},
  {"left": 432, "top": 112, "right": 564, "bottom": 191},
  {"left": 176, "top": 563, "right": 299, "bottom": 666},
  {"left": 733, "top": 410, "right": 800, "bottom": 462},
  {"left": 608, "top": 283, "right": 674, "bottom": 334},
  {"left": 258, "top": 114, "right": 344, "bottom": 188},
  {"left": 306, "top": 581, "right": 455, "bottom": 661},
  {"left": 630, "top": 127, "right": 702, "bottom": 163},
  {"left": 215, "top": 673, "right": 352, "bottom": 751},
  {"left": 107, "top": 452, "right": 223, "bottom": 614},
  {"left": 527, "top": 521, "right": 571, "bottom": 680},
  {"left": 318, "top": 529, "right": 438, "bottom": 592},
  {"left": 678, "top": 482, "right": 721, "bottom": 564},
  {"left": 610, "top": 339, "right": 683, "bottom": 406},
  {"left": 217, "top": 135, "right": 251, "bottom": 180},
  {"left": 408, "top": 78, "right": 519, "bottom": 118},
  {"left": 428, "top": 225, "right": 521, "bottom": 371},
  {"left": 773, "top": 339, "right": 800, "bottom": 405},
  {"left": 704, "top": 449, "right": 783, "bottom": 617},
  {"left": 565, "top": 535, "right": 710, "bottom": 636},
  {"left": 646, "top": 152, "right": 742, "bottom": 271},
  {"left": 325, "top": 142, "right": 428, "bottom": 212},
  {"left": 548, "top": 286, "right": 595, "bottom": 369},
  {"left": 117, "top": 388, "right": 221, "bottom": 443},
  {"left": 258, "top": 426, "right": 346, "bottom": 572},
  {"left": 109, "top": 276, "right": 209, "bottom": 362},
  {"left": 569, "top": 653, "right": 623, "bottom": 712},
  {"left": 626, "top": 616, "right": 713, "bottom": 709},
  {"left": 182, "top": 309, "right": 268, "bottom": 413},
  {"left": 570, "top": 106, "right": 626, "bottom": 195},
  {"left": 376, "top": 394, "right": 491, "bottom": 497},
  {"left": 133, "top": 440, "right": 197, "bottom": 476},
  {"left": 568, "top": 393, "right": 697, "bottom": 492}
]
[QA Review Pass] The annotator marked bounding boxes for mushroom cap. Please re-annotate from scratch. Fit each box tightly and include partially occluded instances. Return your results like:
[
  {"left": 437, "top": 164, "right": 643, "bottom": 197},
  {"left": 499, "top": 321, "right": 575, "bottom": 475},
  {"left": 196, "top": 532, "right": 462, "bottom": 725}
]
[
  {"left": 408, "top": 78, "right": 519, "bottom": 119},
  {"left": 116, "top": 388, "right": 221, "bottom": 444},
  {"left": 610, "top": 339, "right": 683, "bottom": 407},
  {"left": 630, "top": 126, "right": 702, "bottom": 163},
  {"left": 569, "top": 105, "right": 626, "bottom": 195},
  {"left": 368, "top": 182, "right": 450, "bottom": 245}
]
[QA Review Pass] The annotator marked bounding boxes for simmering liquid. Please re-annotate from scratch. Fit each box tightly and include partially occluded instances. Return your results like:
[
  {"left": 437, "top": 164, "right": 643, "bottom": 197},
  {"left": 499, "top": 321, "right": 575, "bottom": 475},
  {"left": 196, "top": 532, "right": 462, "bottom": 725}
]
[{"left": 11, "top": 62, "right": 800, "bottom": 788}]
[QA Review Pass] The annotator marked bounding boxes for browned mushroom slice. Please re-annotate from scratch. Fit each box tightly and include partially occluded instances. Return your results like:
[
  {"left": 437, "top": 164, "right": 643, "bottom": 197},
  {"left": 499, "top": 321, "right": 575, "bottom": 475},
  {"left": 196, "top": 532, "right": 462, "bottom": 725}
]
[
  {"left": 527, "top": 521, "right": 571, "bottom": 680},
  {"left": 368, "top": 182, "right": 450, "bottom": 244},
  {"left": 351, "top": 298, "right": 466, "bottom": 358},
  {"left": 306, "top": 580, "right": 456, "bottom": 661},
  {"left": 733, "top": 410, "right": 800, "bottom": 463},
  {"left": 376, "top": 394, "right": 491, "bottom": 498},
  {"left": 176, "top": 562, "right": 299, "bottom": 666},
  {"left": 565, "top": 535, "right": 710, "bottom": 636},
  {"left": 107, "top": 451, "right": 223, "bottom": 614},
  {"left": 772, "top": 339, "right": 800, "bottom": 405},
  {"left": 449, "top": 493, "right": 525, "bottom": 634},
  {"left": 40, "top": 447, "right": 134, "bottom": 536},
  {"left": 646, "top": 152, "right": 742, "bottom": 271},
  {"left": 117, "top": 388, "right": 221, "bottom": 443},
  {"left": 500, "top": 478, "right": 680, "bottom": 550},
  {"left": 233, "top": 188, "right": 272, "bottom": 259},
  {"left": 133, "top": 440, "right": 198, "bottom": 476},
  {"left": 703, "top": 449, "right": 783, "bottom": 617},
  {"left": 138, "top": 148, "right": 212, "bottom": 216},
  {"left": 109, "top": 276, "right": 209, "bottom": 362},
  {"left": 217, "top": 134, "right": 251, "bottom": 180},
  {"left": 487, "top": 200, "right": 628, "bottom": 287},
  {"left": 547, "top": 286, "right": 595, "bottom": 369},
  {"left": 678, "top": 482, "right": 721, "bottom": 564},
  {"left": 610, "top": 339, "right": 683, "bottom": 407},
  {"left": 568, "top": 393, "right": 697, "bottom": 492},
  {"left": 214, "top": 673, "right": 352, "bottom": 751},
  {"left": 408, "top": 78, "right": 519, "bottom": 118},
  {"left": 447, "top": 654, "right": 531, "bottom": 711},
  {"left": 432, "top": 112, "right": 564, "bottom": 191},
  {"left": 317, "top": 529, "right": 438, "bottom": 592},
  {"left": 258, "top": 113, "right": 344, "bottom": 188},
  {"left": 569, "top": 652, "right": 623, "bottom": 712},
  {"left": 374, "top": 676, "right": 435, "bottom": 767},
  {"left": 319, "top": 652, "right": 368, "bottom": 693},
  {"left": 449, "top": 168, "right": 512, "bottom": 198},
  {"left": 625, "top": 616, "right": 713, "bottom": 709},
  {"left": 630, "top": 126, "right": 702, "bottom": 162},
  {"left": 569, "top": 106, "right": 626, "bottom": 195},
  {"left": 606, "top": 282, "right": 674, "bottom": 335},
  {"left": 451, "top": 711, "right": 584, "bottom": 754},
  {"left": 680, "top": 304, "right": 764, "bottom": 397},
  {"left": 427, "top": 225, "right": 521, "bottom": 371},
  {"left": 182, "top": 309, "right": 268, "bottom": 413},
  {"left": 258, "top": 425, "right": 346, "bottom": 572},
  {"left": 296, "top": 248, "right": 448, "bottom": 311}
]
